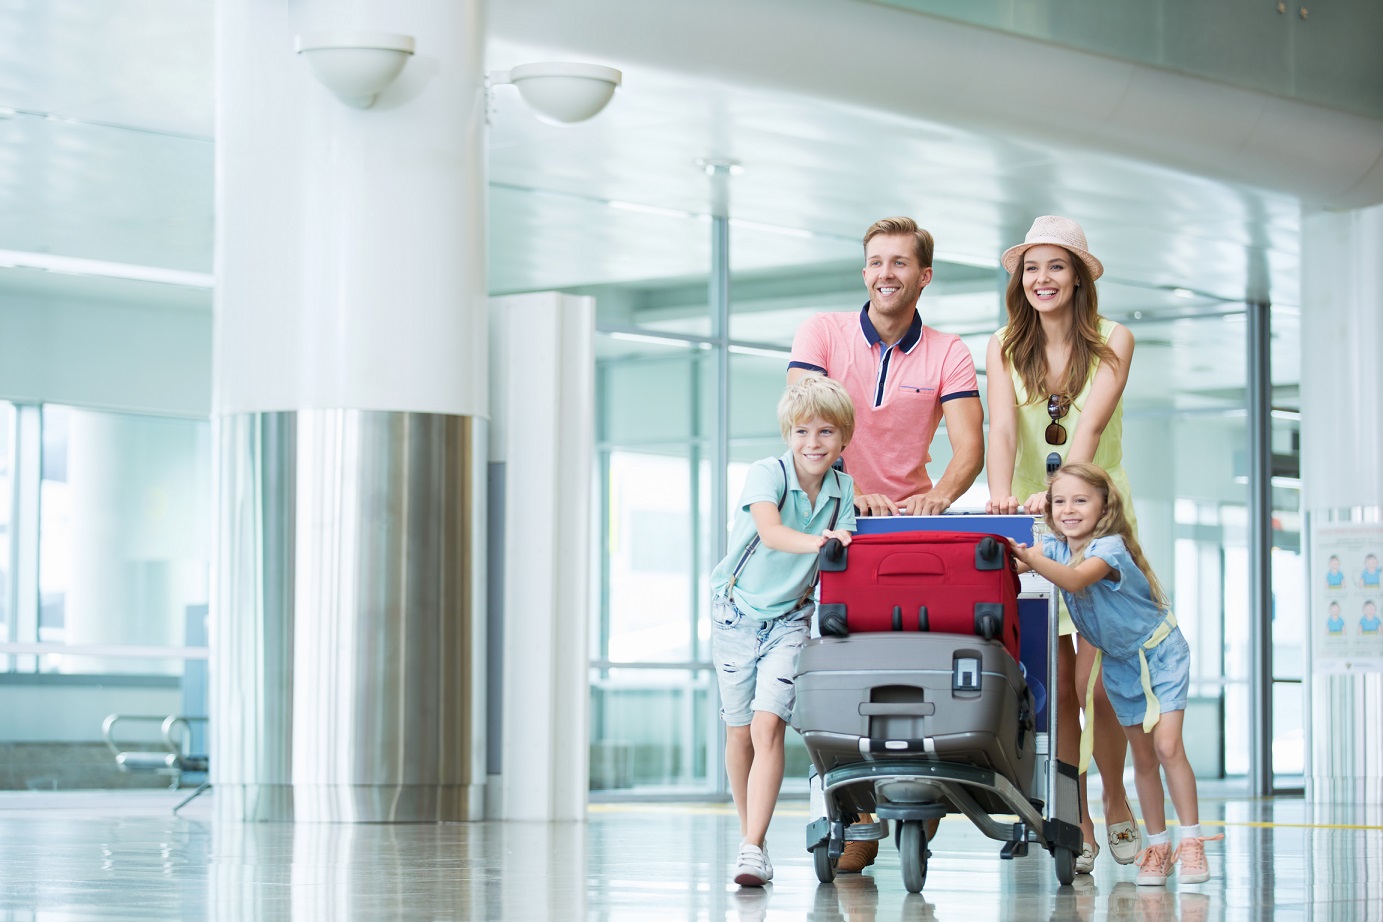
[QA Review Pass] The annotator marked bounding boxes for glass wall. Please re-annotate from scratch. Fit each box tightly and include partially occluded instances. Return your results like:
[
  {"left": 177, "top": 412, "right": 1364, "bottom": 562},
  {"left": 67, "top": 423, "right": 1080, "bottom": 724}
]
[
  {"left": 0, "top": 403, "right": 13, "bottom": 647},
  {"left": 0, "top": 403, "right": 211, "bottom": 791}
]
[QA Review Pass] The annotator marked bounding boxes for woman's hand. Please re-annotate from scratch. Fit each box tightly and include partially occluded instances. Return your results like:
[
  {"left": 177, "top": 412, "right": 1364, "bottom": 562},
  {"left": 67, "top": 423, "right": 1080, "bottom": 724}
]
[
  {"left": 986, "top": 495, "right": 1022, "bottom": 514},
  {"left": 1023, "top": 491, "right": 1049, "bottom": 516}
]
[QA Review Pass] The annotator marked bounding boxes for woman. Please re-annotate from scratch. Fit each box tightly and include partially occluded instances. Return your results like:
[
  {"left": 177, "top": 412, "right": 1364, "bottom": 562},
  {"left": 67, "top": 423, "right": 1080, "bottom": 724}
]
[{"left": 984, "top": 215, "right": 1140, "bottom": 875}]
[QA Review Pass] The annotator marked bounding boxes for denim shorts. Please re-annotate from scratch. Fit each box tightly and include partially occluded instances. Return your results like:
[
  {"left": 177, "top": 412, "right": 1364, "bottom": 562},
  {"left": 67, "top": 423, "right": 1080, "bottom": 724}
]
[
  {"left": 1101, "top": 627, "right": 1191, "bottom": 728},
  {"left": 710, "top": 596, "right": 810, "bottom": 726}
]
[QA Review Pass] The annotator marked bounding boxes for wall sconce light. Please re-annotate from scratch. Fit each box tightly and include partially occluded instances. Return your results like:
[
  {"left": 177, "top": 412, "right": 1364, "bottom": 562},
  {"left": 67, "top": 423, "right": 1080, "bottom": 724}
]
[
  {"left": 295, "top": 32, "right": 416, "bottom": 108},
  {"left": 489, "top": 62, "right": 622, "bottom": 125}
]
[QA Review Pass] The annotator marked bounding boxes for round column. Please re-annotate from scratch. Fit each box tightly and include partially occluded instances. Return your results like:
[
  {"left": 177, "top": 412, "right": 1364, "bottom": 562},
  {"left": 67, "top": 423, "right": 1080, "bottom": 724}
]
[
  {"left": 1301, "top": 202, "right": 1383, "bottom": 806},
  {"left": 211, "top": 0, "right": 488, "bottom": 821}
]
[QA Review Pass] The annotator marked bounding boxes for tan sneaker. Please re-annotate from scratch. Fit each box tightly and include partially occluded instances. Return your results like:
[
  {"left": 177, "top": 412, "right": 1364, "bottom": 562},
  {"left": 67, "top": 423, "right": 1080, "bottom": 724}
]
[
  {"left": 1173, "top": 834, "right": 1223, "bottom": 884},
  {"left": 835, "top": 838, "right": 878, "bottom": 873},
  {"left": 1135, "top": 841, "right": 1173, "bottom": 886}
]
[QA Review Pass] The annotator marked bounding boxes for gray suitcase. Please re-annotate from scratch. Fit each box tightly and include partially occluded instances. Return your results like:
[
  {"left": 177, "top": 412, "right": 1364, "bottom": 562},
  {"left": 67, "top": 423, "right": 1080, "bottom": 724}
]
[{"left": 792, "top": 632, "right": 1036, "bottom": 815}]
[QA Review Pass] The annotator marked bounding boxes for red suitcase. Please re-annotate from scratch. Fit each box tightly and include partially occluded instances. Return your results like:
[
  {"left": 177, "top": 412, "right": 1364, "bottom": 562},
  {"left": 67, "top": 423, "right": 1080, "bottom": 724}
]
[{"left": 816, "top": 531, "right": 1021, "bottom": 661}]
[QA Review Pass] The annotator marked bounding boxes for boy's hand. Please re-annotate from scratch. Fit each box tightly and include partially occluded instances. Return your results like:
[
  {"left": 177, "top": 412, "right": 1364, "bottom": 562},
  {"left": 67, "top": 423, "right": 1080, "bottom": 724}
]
[{"left": 819, "top": 529, "right": 853, "bottom": 547}]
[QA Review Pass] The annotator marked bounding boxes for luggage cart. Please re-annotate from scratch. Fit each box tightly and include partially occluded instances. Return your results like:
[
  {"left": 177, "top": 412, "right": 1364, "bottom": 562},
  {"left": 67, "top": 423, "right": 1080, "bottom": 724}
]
[{"left": 798, "top": 514, "right": 1083, "bottom": 892}]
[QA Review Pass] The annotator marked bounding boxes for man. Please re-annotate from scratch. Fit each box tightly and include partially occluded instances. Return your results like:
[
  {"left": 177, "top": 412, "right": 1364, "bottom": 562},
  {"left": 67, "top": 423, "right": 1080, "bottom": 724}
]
[
  {"left": 787, "top": 216, "right": 985, "bottom": 874},
  {"left": 789, "top": 216, "right": 984, "bottom": 517}
]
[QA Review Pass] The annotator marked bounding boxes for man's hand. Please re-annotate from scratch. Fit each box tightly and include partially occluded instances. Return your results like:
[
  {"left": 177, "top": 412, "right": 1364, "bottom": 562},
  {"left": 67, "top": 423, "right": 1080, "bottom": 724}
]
[
  {"left": 986, "top": 495, "right": 1022, "bottom": 515},
  {"left": 854, "top": 493, "right": 900, "bottom": 517},
  {"left": 904, "top": 491, "right": 953, "bottom": 516},
  {"left": 819, "top": 528, "right": 853, "bottom": 547}
]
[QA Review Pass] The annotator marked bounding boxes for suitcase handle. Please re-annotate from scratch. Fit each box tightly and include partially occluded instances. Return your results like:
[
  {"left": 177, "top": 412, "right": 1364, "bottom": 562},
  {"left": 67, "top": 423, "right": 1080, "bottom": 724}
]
[
  {"left": 863, "top": 738, "right": 934, "bottom": 754},
  {"left": 859, "top": 702, "right": 936, "bottom": 717}
]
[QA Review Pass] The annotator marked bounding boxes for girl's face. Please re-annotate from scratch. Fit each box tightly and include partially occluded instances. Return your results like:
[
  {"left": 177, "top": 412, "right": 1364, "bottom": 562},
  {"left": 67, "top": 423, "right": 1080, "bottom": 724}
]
[
  {"left": 1049, "top": 473, "right": 1106, "bottom": 545},
  {"left": 1022, "top": 245, "right": 1079, "bottom": 316}
]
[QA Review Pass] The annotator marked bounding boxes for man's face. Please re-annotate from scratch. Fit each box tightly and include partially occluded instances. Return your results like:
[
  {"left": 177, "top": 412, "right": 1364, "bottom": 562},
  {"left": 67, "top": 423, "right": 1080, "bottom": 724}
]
[{"left": 862, "top": 234, "right": 931, "bottom": 320}]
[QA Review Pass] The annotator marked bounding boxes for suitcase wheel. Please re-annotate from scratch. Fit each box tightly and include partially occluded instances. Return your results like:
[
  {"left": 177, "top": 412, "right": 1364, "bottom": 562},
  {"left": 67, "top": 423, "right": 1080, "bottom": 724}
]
[
  {"left": 819, "top": 604, "right": 849, "bottom": 637},
  {"left": 975, "top": 535, "right": 1004, "bottom": 571},
  {"left": 819, "top": 538, "right": 849, "bottom": 572}
]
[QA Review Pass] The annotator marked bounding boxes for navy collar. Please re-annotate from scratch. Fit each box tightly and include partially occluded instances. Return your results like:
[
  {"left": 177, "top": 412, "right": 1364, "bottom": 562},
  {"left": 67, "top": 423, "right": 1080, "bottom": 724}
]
[{"left": 858, "top": 303, "right": 923, "bottom": 353}]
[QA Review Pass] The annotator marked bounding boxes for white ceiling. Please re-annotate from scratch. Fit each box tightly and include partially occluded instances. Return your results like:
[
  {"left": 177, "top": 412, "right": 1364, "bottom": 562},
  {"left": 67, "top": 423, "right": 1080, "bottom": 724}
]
[{"left": 0, "top": 0, "right": 1339, "bottom": 412}]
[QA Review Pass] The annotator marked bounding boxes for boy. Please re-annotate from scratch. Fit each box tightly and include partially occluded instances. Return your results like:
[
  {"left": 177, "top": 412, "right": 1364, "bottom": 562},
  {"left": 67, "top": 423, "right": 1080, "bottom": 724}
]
[{"left": 709, "top": 375, "right": 857, "bottom": 887}]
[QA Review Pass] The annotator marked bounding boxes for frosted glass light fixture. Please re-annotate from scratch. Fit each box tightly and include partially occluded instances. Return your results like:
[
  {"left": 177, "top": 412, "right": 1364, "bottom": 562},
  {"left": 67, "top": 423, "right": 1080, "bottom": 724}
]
[{"left": 295, "top": 32, "right": 416, "bottom": 109}]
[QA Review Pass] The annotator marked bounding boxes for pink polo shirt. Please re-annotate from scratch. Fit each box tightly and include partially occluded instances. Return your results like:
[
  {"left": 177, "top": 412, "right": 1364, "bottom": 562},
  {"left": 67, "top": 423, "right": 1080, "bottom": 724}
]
[{"left": 789, "top": 305, "right": 979, "bottom": 502}]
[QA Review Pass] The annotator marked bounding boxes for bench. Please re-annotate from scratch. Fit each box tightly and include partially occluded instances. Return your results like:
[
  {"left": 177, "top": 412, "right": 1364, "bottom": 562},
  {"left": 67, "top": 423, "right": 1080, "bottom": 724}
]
[{"left": 101, "top": 714, "right": 210, "bottom": 813}]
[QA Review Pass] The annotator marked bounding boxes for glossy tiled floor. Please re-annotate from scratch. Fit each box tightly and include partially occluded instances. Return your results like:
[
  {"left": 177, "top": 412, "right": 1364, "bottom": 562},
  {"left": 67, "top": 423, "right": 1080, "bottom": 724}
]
[{"left": 0, "top": 789, "right": 1379, "bottom": 920}]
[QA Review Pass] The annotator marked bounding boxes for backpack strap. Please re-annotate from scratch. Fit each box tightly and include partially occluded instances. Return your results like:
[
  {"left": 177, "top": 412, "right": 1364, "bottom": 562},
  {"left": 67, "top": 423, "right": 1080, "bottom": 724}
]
[
  {"left": 794, "top": 468, "right": 842, "bottom": 609},
  {"left": 726, "top": 459, "right": 788, "bottom": 598}
]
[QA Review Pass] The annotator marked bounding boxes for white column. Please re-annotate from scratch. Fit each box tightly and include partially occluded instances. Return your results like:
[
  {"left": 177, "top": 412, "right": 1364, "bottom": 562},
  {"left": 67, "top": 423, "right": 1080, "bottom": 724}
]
[
  {"left": 1301, "top": 202, "right": 1383, "bottom": 805},
  {"left": 493, "top": 292, "right": 595, "bottom": 822},
  {"left": 63, "top": 411, "right": 207, "bottom": 674},
  {"left": 214, "top": 0, "right": 486, "bottom": 416},
  {"left": 212, "top": 0, "right": 490, "bottom": 821}
]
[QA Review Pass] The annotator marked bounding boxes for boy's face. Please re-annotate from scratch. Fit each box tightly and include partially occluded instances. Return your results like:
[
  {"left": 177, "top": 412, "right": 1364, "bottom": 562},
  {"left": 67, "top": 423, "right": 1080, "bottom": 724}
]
[
  {"left": 1329, "top": 558, "right": 1341, "bottom": 574},
  {"left": 1366, "top": 556, "right": 1379, "bottom": 572},
  {"left": 788, "top": 416, "right": 847, "bottom": 481},
  {"left": 1366, "top": 602, "right": 1378, "bottom": 618}
]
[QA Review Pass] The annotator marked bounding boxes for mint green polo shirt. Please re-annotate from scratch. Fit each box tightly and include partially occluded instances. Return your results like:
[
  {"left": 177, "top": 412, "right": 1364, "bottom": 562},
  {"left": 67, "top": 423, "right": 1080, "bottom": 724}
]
[{"left": 710, "top": 450, "right": 856, "bottom": 621}]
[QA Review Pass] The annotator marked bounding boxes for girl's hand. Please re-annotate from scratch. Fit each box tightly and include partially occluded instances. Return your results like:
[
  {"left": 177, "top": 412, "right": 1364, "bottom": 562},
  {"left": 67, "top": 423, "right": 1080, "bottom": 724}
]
[
  {"left": 820, "top": 528, "right": 853, "bottom": 547},
  {"left": 1006, "top": 538, "right": 1039, "bottom": 571}
]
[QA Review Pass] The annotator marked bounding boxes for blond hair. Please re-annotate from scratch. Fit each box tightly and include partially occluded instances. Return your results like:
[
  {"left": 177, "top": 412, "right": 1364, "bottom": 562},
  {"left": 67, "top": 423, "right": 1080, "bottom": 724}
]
[
  {"left": 1044, "top": 461, "right": 1169, "bottom": 609},
  {"left": 778, "top": 375, "right": 855, "bottom": 444},
  {"left": 999, "top": 246, "right": 1118, "bottom": 404},
  {"left": 863, "top": 216, "right": 935, "bottom": 268}
]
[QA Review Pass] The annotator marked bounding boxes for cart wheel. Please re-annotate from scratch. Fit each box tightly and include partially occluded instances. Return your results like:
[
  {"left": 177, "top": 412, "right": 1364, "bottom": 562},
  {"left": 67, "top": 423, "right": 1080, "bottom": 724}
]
[
  {"left": 899, "top": 820, "right": 929, "bottom": 893},
  {"left": 812, "top": 844, "right": 836, "bottom": 883},
  {"left": 1054, "top": 846, "right": 1077, "bottom": 886}
]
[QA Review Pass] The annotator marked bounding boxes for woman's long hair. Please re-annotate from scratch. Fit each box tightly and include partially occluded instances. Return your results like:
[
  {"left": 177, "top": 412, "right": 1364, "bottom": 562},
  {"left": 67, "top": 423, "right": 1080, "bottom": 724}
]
[
  {"left": 1044, "top": 461, "right": 1169, "bottom": 610},
  {"left": 1000, "top": 249, "right": 1118, "bottom": 404}
]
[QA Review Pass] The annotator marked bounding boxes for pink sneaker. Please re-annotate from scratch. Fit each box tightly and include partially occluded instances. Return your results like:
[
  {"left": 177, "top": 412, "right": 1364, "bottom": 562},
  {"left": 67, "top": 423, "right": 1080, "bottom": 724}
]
[
  {"left": 1135, "top": 841, "right": 1173, "bottom": 886},
  {"left": 1174, "top": 834, "right": 1224, "bottom": 884}
]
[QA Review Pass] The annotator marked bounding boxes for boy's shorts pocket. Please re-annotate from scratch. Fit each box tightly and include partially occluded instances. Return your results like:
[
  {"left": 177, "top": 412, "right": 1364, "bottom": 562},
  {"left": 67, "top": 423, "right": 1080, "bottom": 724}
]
[{"left": 711, "top": 597, "right": 743, "bottom": 630}]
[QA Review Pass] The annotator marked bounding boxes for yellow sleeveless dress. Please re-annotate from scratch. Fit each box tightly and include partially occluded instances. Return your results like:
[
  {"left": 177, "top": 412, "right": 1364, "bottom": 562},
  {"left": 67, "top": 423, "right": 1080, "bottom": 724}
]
[{"left": 1005, "top": 318, "right": 1136, "bottom": 635}]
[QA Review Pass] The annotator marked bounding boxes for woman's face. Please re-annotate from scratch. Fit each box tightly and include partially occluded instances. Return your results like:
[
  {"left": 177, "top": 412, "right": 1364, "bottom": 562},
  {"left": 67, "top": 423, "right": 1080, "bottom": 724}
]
[{"left": 1022, "top": 245, "right": 1080, "bottom": 316}]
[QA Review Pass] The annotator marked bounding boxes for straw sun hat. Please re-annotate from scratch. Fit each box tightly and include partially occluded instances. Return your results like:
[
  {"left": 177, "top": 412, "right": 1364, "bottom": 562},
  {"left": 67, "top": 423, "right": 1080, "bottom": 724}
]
[{"left": 1000, "top": 215, "right": 1104, "bottom": 281}]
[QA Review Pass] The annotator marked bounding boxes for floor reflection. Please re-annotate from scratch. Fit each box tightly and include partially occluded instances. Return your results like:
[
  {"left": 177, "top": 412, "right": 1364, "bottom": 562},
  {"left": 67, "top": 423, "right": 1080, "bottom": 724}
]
[{"left": 0, "top": 790, "right": 1377, "bottom": 920}]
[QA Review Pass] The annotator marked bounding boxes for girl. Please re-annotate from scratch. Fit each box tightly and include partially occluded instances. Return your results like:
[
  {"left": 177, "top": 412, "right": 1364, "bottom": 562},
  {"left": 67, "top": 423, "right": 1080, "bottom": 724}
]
[
  {"left": 1009, "top": 462, "right": 1222, "bottom": 886},
  {"left": 985, "top": 215, "right": 1139, "bottom": 872}
]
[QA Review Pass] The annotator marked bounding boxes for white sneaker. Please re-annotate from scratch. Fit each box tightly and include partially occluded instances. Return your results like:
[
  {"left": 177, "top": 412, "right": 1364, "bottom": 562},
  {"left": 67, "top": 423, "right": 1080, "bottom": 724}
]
[{"left": 734, "top": 842, "right": 773, "bottom": 887}]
